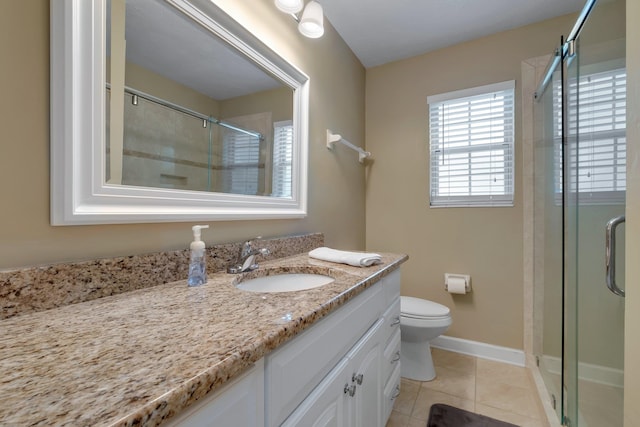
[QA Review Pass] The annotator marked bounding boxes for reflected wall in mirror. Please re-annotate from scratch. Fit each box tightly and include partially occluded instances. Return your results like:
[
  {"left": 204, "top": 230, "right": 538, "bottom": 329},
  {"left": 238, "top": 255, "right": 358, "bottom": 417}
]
[
  {"left": 106, "top": 0, "right": 294, "bottom": 197},
  {"left": 51, "top": 0, "right": 309, "bottom": 225}
]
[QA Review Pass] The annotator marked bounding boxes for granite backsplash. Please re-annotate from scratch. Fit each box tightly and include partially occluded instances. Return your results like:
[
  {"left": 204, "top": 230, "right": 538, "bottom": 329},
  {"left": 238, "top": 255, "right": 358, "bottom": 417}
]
[{"left": 0, "top": 233, "right": 323, "bottom": 319}]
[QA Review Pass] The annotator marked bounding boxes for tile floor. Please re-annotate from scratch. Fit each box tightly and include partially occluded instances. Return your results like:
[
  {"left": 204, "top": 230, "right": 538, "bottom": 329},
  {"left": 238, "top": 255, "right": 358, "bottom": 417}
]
[
  {"left": 577, "top": 378, "right": 623, "bottom": 427},
  {"left": 386, "top": 348, "right": 549, "bottom": 427}
]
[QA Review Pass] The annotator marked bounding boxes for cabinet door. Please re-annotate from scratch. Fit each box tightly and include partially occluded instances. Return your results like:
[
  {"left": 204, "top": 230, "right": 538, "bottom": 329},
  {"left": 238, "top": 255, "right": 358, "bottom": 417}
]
[
  {"left": 346, "top": 318, "right": 384, "bottom": 427},
  {"left": 281, "top": 358, "right": 350, "bottom": 427}
]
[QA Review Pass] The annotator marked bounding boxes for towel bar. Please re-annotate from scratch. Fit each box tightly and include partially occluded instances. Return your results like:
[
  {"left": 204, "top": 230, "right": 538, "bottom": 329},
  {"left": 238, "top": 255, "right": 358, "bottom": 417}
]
[{"left": 326, "top": 129, "right": 371, "bottom": 163}]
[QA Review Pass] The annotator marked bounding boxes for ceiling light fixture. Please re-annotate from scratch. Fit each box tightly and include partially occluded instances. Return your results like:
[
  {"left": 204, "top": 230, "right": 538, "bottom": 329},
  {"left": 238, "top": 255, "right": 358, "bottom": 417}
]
[
  {"left": 274, "top": 0, "right": 324, "bottom": 39},
  {"left": 297, "top": 1, "right": 324, "bottom": 38},
  {"left": 274, "top": 0, "right": 304, "bottom": 14}
]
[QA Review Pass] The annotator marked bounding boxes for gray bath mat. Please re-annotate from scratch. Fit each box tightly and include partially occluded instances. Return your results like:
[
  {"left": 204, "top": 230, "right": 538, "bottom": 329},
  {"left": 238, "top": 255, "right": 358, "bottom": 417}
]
[{"left": 427, "top": 403, "right": 519, "bottom": 427}]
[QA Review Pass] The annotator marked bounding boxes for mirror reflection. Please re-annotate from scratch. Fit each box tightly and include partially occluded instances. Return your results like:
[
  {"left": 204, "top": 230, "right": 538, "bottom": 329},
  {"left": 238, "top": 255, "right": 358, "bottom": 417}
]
[{"left": 106, "top": 0, "right": 294, "bottom": 197}]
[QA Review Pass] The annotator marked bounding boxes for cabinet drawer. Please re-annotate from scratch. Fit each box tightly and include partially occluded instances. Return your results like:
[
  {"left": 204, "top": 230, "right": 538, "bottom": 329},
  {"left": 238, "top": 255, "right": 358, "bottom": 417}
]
[
  {"left": 265, "top": 282, "right": 384, "bottom": 427},
  {"left": 382, "top": 328, "right": 401, "bottom": 385},
  {"left": 383, "top": 363, "right": 401, "bottom": 423},
  {"left": 380, "top": 297, "right": 400, "bottom": 347}
]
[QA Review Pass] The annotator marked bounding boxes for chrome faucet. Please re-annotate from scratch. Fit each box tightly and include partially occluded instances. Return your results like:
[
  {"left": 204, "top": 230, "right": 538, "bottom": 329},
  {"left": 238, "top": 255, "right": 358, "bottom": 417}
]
[{"left": 227, "top": 238, "right": 270, "bottom": 274}]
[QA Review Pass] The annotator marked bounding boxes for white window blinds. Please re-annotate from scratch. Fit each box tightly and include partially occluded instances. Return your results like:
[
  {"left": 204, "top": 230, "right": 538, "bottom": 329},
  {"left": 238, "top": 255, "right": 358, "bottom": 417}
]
[
  {"left": 221, "top": 130, "right": 261, "bottom": 195},
  {"left": 554, "top": 68, "right": 626, "bottom": 205},
  {"left": 428, "top": 80, "right": 515, "bottom": 207},
  {"left": 272, "top": 120, "right": 293, "bottom": 198}
]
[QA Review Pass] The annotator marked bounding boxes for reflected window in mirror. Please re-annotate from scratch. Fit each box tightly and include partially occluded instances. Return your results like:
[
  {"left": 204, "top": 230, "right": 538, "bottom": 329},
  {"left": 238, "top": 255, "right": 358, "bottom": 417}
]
[{"left": 272, "top": 120, "right": 294, "bottom": 198}]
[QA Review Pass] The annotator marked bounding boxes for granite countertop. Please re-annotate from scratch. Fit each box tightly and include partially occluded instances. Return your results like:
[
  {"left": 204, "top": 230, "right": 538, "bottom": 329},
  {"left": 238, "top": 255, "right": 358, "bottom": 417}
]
[{"left": 0, "top": 252, "right": 407, "bottom": 426}]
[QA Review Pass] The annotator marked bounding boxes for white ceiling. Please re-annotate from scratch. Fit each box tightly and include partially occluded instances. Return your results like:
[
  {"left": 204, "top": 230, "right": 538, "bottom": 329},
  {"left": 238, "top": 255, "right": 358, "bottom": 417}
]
[
  {"left": 118, "top": 0, "right": 588, "bottom": 99},
  {"left": 320, "top": 0, "right": 587, "bottom": 68},
  {"left": 122, "top": 0, "right": 283, "bottom": 101}
]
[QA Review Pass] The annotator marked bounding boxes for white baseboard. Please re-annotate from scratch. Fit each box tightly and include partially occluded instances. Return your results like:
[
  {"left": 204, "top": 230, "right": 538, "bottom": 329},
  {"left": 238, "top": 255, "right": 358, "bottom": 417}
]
[
  {"left": 430, "top": 335, "right": 526, "bottom": 367},
  {"left": 540, "top": 355, "right": 623, "bottom": 388}
]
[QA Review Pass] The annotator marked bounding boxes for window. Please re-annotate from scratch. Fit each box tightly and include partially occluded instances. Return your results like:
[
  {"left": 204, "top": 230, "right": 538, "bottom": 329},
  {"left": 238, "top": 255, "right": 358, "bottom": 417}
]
[
  {"left": 554, "top": 67, "right": 626, "bottom": 205},
  {"left": 221, "top": 129, "right": 261, "bottom": 195},
  {"left": 428, "top": 81, "right": 515, "bottom": 207},
  {"left": 272, "top": 120, "right": 294, "bottom": 198}
]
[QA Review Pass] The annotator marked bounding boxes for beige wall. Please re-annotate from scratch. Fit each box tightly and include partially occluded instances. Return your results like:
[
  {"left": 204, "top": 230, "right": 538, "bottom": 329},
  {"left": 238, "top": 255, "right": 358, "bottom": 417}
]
[
  {"left": 0, "top": 0, "right": 365, "bottom": 270},
  {"left": 123, "top": 61, "right": 221, "bottom": 116},
  {"left": 220, "top": 86, "right": 292, "bottom": 123},
  {"left": 624, "top": 0, "right": 639, "bottom": 424},
  {"left": 365, "top": 14, "right": 578, "bottom": 350}
]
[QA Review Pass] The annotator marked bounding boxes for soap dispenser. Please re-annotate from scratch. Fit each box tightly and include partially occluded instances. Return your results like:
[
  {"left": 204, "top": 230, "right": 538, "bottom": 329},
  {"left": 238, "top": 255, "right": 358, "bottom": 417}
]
[{"left": 188, "top": 225, "right": 209, "bottom": 287}]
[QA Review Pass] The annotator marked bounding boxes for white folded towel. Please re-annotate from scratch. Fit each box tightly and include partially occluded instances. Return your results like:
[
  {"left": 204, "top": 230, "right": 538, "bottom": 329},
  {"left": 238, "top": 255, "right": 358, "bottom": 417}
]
[{"left": 308, "top": 247, "right": 382, "bottom": 267}]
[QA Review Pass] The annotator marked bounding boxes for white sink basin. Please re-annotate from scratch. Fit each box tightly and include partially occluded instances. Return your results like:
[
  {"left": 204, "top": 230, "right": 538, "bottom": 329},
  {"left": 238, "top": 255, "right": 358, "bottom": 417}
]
[{"left": 236, "top": 273, "right": 335, "bottom": 293}]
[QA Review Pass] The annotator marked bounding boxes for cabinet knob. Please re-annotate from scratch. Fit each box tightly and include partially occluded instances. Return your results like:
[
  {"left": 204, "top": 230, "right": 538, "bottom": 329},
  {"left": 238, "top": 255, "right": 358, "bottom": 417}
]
[
  {"left": 391, "top": 351, "right": 400, "bottom": 364},
  {"left": 352, "top": 373, "right": 363, "bottom": 385},
  {"left": 344, "top": 383, "right": 356, "bottom": 397},
  {"left": 390, "top": 316, "right": 400, "bottom": 327}
]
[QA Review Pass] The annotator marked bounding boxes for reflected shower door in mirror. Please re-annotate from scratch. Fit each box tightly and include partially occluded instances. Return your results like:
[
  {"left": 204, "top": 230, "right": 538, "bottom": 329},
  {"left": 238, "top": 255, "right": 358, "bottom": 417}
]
[{"left": 105, "top": 0, "right": 294, "bottom": 198}]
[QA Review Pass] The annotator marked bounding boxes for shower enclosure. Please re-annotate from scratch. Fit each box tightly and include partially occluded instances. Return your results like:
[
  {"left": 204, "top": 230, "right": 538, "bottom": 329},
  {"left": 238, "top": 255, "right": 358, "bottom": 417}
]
[
  {"left": 105, "top": 86, "right": 294, "bottom": 198},
  {"left": 533, "top": 0, "right": 626, "bottom": 425},
  {"left": 106, "top": 87, "right": 270, "bottom": 195}
]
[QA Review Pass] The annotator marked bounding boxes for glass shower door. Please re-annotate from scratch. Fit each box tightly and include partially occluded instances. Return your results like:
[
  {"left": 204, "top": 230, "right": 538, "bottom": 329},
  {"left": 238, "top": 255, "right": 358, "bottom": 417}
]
[
  {"left": 534, "top": 1, "right": 626, "bottom": 425},
  {"left": 563, "top": 2, "right": 626, "bottom": 422}
]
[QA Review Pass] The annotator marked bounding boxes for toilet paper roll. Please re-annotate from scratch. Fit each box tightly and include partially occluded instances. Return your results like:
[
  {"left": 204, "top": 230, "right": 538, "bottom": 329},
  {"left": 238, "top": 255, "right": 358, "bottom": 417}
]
[{"left": 446, "top": 277, "right": 467, "bottom": 294}]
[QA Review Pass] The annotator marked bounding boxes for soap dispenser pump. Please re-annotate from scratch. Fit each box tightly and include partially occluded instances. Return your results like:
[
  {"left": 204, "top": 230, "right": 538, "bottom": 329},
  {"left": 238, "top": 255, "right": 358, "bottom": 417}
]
[{"left": 188, "top": 225, "right": 209, "bottom": 287}]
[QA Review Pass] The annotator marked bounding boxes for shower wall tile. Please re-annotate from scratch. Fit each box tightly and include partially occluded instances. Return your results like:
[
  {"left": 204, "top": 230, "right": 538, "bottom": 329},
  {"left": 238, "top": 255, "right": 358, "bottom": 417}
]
[{"left": 522, "top": 54, "right": 554, "bottom": 363}]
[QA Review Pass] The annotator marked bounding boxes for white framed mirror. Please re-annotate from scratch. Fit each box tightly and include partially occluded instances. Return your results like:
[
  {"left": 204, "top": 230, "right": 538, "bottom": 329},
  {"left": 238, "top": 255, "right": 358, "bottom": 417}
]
[{"left": 50, "top": 0, "right": 309, "bottom": 225}]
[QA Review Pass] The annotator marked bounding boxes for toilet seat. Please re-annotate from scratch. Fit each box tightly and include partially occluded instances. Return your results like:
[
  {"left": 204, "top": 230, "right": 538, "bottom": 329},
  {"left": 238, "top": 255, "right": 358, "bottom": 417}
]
[{"left": 401, "top": 296, "right": 450, "bottom": 320}]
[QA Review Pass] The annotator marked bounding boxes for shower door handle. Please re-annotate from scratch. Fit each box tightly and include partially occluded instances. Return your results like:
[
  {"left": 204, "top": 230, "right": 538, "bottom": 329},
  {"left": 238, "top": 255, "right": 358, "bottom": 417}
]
[{"left": 605, "top": 215, "right": 625, "bottom": 297}]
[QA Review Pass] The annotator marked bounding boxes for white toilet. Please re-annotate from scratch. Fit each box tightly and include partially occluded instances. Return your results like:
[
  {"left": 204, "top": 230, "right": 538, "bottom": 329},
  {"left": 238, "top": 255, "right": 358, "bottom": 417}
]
[{"left": 400, "top": 296, "right": 452, "bottom": 381}]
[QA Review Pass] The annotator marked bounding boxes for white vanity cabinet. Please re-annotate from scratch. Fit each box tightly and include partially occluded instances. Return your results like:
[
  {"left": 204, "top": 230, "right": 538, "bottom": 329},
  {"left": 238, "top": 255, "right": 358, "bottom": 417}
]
[
  {"left": 166, "top": 269, "right": 402, "bottom": 427},
  {"left": 167, "top": 359, "right": 265, "bottom": 427},
  {"left": 268, "top": 269, "right": 401, "bottom": 427}
]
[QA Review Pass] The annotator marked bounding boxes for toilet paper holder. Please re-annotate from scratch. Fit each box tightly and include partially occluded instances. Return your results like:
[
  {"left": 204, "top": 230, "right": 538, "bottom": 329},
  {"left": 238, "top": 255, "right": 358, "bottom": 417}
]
[{"left": 444, "top": 273, "right": 471, "bottom": 293}]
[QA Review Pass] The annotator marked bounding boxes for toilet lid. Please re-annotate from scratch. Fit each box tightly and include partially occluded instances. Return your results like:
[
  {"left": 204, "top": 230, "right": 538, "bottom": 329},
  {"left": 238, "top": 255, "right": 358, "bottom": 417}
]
[{"left": 401, "top": 296, "right": 450, "bottom": 319}]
